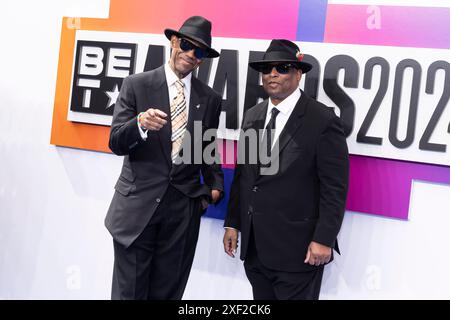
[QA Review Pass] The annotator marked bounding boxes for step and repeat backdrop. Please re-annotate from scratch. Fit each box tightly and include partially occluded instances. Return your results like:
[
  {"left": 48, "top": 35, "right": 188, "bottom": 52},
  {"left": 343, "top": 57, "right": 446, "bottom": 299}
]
[{"left": 51, "top": 0, "right": 450, "bottom": 222}]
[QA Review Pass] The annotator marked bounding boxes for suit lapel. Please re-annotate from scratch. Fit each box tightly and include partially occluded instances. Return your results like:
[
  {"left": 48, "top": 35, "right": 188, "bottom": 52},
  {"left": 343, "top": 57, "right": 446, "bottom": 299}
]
[
  {"left": 187, "top": 78, "right": 208, "bottom": 133},
  {"left": 249, "top": 101, "right": 269, "bottom": 179},
  {"left": 146, "top": 66, "right": 172, "bottom": 165},
  {"left": 276, "top": 92, "right": 308, "bottom": 155},
  {"left": 250, "top": 101, "right": 269, "bottom": 132}
]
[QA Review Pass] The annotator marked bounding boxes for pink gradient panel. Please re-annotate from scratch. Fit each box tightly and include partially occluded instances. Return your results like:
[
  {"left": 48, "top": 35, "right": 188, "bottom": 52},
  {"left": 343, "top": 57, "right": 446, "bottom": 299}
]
[
  {"left": 97, "top": 0, "right": 300, "bottom": 40},
  {"left": 324, "top": 5, "right": 450, "bottom": 49},
  {"left": 219, "top": 139, "right": 237, "bottom": 169},
  {"left": 197, "top": 0, "right": 300, "bottom": 40}
]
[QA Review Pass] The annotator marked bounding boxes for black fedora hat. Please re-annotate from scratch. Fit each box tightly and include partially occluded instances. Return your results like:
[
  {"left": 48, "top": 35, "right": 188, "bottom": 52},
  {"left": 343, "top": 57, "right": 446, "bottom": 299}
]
[
  {"left": 164, "top": 16, "right": 220, "bottom": 58},
  {"left": 249, "top": 39, "right": 312, "bottom": 73}
]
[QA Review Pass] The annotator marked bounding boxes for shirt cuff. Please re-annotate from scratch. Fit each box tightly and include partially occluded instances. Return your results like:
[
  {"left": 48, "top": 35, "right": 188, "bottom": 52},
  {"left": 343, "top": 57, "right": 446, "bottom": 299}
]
[{"left": 137, "top": 112, "right": 148, "bottom": 140}]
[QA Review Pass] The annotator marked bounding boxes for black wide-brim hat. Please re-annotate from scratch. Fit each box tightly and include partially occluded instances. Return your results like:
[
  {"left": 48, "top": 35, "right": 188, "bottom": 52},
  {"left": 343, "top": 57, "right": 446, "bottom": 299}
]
[
  {"left": 164, "top": 16, "right": 220, "bottom": 58},
  {"left": 249, "top": 39, "right": 312, "bottom": 73}
]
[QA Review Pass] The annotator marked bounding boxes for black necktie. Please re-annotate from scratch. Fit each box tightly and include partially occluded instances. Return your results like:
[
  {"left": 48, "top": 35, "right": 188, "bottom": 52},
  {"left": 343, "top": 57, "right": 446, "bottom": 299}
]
[{"left": 260, "top": 107, "right": 280, "bottom": 166}]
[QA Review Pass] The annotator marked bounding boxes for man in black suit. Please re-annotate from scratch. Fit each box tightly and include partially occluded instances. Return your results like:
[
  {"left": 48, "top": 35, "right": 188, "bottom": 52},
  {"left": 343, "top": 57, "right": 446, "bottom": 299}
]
[
  {"left": 105, "top": 16, "right": 224, "bottom": 300},
  {"left": 223, "top": 39, "right": 349, "bottom": 300}
]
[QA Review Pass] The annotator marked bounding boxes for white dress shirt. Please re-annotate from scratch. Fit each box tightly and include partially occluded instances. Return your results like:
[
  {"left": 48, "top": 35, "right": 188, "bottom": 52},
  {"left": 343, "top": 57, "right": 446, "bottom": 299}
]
[{"left": 264, "top": 87, "right": 301, "bottom": 148}]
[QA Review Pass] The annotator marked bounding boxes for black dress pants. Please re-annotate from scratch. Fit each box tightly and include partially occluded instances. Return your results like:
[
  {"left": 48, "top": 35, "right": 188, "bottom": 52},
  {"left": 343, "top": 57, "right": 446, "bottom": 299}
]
[
  {"left": 244, "top": 225, "right": 324, "bottom": 300},
  {"left": 111, "top": 185, "right": 203, "bottom": 300}
]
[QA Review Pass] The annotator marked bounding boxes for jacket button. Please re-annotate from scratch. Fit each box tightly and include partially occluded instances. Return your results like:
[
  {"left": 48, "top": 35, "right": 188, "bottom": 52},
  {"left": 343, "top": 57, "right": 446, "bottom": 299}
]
[
  {"left": 156, "top": 198, "right": 161, "bottom": 203},
  {"left": 252, "top": 186, "right": 258, "bottom": 192}
]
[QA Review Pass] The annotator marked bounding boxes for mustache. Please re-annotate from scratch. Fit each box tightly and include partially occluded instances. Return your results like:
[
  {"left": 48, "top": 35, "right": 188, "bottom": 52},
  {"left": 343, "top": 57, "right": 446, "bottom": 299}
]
[{"left": 180, "top": 54, "right": 197, "bottom": 65}]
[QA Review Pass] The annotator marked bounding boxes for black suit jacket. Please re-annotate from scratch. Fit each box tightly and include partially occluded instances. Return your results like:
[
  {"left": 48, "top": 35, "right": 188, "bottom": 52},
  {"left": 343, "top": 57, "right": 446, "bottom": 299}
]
[
  {"left": 225, "top": 91, "right": 349, "bottom": 272},
  {"left": 106, "top": 65, "right": 224, "bottom": 248}
]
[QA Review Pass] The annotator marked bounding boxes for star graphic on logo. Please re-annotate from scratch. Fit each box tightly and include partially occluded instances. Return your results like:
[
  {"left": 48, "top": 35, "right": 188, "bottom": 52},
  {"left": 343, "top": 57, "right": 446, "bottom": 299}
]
[{"left": 105, "top": 84, "right": 120, "bottom": 109}]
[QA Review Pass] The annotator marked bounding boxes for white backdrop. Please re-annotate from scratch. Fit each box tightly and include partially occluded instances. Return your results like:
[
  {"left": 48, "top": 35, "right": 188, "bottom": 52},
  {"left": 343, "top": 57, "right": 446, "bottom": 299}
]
[{"left": 1, "top": 0, "right": 450, "bottom": 299}]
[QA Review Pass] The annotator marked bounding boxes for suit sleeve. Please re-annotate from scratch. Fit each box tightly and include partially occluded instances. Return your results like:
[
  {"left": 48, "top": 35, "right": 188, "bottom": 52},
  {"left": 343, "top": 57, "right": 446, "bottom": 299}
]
[
  {"left": 224, "top": 162, "right": 241, "bottom": 230},
  {"left": 223, "top": 110, "right": 250, "bottom": 231},
  {"left": 201, "top": 94, "right": 224, "bottom": 201},
  {"left": 109, "top": 76, "right": 143, "bottom": 156},
  {"left": 312, "top": 113, "right": 349, "bottom": 248}
]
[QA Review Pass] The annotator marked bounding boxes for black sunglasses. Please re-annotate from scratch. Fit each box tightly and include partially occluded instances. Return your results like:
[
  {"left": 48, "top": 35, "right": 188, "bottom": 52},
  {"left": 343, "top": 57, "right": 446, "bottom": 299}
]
[
  {"left": 260, "top": 63, "right": 297, "bottom": 75},
  {"left": 179, "top": 38, "right": 207, "bottom": 60}
]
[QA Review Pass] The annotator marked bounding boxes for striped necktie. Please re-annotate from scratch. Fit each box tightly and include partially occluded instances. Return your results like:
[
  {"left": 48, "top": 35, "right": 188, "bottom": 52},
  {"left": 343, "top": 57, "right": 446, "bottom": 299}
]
[{"left": 171, "top": 80, "right": 188, "bottom": 162}]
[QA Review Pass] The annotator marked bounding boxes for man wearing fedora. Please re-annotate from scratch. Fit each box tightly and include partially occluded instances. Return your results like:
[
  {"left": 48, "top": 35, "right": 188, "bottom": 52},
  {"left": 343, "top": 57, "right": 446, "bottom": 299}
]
[
  {"left": 223, "top": 39, "right": 349, "bottom": 300},
  {"left": 105, "top": 16, "right": 224, "bottom": 300}
]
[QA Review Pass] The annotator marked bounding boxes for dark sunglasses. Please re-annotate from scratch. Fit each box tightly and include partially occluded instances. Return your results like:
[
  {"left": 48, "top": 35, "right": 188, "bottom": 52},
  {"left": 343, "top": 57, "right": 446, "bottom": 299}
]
[
  {"left": 179, "top": 38, "right": 207, "bottom": 60},
  {"left": 260, "top": 63, "right": 297, "bottom": 75}
]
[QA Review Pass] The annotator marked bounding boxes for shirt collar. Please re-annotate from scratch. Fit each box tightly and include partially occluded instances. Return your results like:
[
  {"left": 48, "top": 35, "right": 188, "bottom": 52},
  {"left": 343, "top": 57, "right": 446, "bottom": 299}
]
[{"left": 268, "top": 87, "right": 301, "bottom": 115}]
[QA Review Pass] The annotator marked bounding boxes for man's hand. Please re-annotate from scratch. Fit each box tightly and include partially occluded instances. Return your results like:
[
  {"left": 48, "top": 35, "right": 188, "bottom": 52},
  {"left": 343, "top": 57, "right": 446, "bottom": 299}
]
[
  {"left": 211, "top": 189, "right": 221, "bottom": 203},
  {"left": 223, "top": 228, "right": 239, "bottom": 258},
  {"left": 304, "top": 241, "right": 332, "bottom": 266},
  {"left": 200, "top": 189, "right": 222, "bottom": 210},
  {"left": 139, "top": 108, "right": 167, "bottom": 131}
]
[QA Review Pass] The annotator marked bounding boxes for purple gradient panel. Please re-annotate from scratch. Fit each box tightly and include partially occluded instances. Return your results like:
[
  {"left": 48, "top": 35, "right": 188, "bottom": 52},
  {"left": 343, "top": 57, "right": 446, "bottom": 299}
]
[
  {"left": 218, "top": 142, "right": 450, "bottom": 220},
  {"left": 325, "top": 5, "right": 450, "bottom": 49},
  {"left": 297, "top": 0, "right": 328, "bottom": 42},
  {"left": 348, "top": 156, "right": 450, "bottom": 219}
]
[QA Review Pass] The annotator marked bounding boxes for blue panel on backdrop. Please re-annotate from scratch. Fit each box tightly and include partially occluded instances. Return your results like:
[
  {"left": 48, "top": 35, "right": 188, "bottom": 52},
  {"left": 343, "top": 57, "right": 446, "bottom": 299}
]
[
  {"left": 296, "top": 0, "right": 328, "bottom": 42},
  {"left": 204, "top": 167, "right": 235, "bottom": 220}
]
